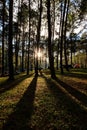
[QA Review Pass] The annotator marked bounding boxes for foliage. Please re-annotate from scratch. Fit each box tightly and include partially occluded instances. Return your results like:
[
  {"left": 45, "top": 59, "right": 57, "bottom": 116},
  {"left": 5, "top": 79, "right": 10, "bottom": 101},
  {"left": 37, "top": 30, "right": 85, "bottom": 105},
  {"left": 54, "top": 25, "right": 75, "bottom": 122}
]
[{"left": 0, "top": 0, "right": 87, "bottom": 77}]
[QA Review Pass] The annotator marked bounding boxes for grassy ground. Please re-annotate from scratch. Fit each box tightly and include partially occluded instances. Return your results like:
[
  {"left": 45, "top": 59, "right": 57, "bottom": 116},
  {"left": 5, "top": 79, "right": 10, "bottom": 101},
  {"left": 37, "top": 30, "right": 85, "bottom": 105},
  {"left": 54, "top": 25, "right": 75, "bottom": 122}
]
[{"left": 0, "top": 69, "right": 87, "bottom": 130}]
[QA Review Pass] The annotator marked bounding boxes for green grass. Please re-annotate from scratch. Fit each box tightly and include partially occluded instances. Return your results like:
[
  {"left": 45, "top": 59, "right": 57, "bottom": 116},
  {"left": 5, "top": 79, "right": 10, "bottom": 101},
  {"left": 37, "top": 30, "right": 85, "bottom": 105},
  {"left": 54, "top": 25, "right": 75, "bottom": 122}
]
[{"left": 0, "top": 70, "right": 87, "bottom": 130}]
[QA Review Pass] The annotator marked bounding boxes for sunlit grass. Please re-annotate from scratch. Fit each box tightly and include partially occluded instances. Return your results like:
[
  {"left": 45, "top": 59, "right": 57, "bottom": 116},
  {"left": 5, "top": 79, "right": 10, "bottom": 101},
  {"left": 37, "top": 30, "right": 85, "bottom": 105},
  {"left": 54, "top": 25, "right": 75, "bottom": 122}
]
[
  {"left": 0, "top": 74, "right": 34, "bottom": 129},
  {"left": 0, "top": 69, "right": 87, "bottom": 129},
  {"left": 0, "top": 77, "right": 8, "bottom": 85}
]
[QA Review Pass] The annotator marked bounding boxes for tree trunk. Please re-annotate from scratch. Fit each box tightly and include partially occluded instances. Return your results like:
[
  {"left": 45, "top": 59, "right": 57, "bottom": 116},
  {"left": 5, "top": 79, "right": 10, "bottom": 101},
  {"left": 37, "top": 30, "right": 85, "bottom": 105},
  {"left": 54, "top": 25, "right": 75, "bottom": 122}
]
[
  {"left": 1, "top": 0, "right": 5, "bottom": 76},
  {"left": 15, "top": 34, "right": 19, "bottom": 73},
  {"left": 35, "top": 0, "right": 42, "bottom": 76},
  {"left": 56, "top": 42, "right": 59, "bottom": 70},
  {"left": 21, "top": 26, "right": 25, "bottom": 72},
  {"left": 70, "top": 36, "right": 73, "bottom": 65},
  {"left": 60, "top": 0, "right": 67, "bottom": 74},
  {"left": 51, "top": 0, "right": 55, "bottom": 61},
  {"left": 27, "top": 0, "right": 31, "bottom": 75},
  {"left": 47, "top": 0, "right": 56, "bottom": 79},
  {"left": 8, "top": 0, "right": 14, "bottom": 80},
  {"left": 64, "top": 0, "right": 70, "bottom": 71},
  {"left": 56, "top": 2, "right": 63, "bottom": 70},
  {"left": 15, "top": 0, "right": 21, "bottom": 73}
]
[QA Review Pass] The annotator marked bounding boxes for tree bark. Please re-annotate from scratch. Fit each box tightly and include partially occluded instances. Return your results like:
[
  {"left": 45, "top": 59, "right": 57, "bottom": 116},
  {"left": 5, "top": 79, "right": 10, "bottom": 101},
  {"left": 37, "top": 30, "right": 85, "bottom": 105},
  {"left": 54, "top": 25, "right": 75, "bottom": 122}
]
[
  {"left": 21, "top": 26, "right": 25, "bottom": 72},
  {"left": 8, "top": 0, "right": 14, "bottom": 80},
  {"left": 2, "top": 0, "right": 5, "bottom": 76},
  {"left": 47, "top": 0, "right": 56, "bottom": 79},
  {"left": 27, "top": 0, "right": 31, "bottom": 75},
  {"left": 60, "top": 0, "right": 67, "bottom": 74},
  {"left": 35, "top": 0, "right": 42, "bottom": 76},
  {"left": 64, "top": 0, "right": 70, "bottom": 71}
]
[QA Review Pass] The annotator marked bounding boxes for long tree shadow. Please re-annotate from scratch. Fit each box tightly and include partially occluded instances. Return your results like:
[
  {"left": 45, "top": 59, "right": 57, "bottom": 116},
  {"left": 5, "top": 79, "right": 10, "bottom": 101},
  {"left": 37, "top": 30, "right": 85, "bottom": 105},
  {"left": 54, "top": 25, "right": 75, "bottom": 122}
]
[
  {"left": 0, "top": 73, "right": 34, "bottom": 94},
  {"left": 55, "top": 77, "right": 87, "bottom": 107},
  {"left": 63, "top": 71, "right": 87, "bottom": 79},
  {"left": 3, "top": 76, "right": 37, "bottom": 130},
  {"left": 42, "top": 74, "right": 87, "bottom": 129},
  {"left": 72, "top": 68, "right": 87, "bottom": 73}
]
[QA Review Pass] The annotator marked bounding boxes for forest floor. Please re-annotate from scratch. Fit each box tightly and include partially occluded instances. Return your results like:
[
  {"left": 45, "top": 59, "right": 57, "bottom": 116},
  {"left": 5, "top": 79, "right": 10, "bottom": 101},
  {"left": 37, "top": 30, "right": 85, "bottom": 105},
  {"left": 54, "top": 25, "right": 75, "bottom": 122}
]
[{"left": 0, "top": 69, "right": 87, "bottom": 130}]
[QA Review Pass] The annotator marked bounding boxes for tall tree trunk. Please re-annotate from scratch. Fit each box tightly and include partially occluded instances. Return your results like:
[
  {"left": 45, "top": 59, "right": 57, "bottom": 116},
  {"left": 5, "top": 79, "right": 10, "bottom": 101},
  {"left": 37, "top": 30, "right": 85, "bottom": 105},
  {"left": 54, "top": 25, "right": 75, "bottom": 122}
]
[
  {"left": 35, "top": 0, "right": 42, "bottom": 76},
  {"left": 56, "top": 42, "right": 59, "bottom": 70},
  {"left": 27, "top": 0, "right": 31, "bottom": 75},
  {"left": 60, "top": 0, "right": 67, "bottom": 74},
  {"left": 15, "top": 0, "right": 21, "bottom": 73},
  {"left": 8, "top": 0, "right": 14, "bottom": 80},
  {"left": 70, "top": 35, "right": 73, "bottom": 65},
  {"left": 64, "top": 0, "right": 70, "bottom": 71},
  {"left": 18, "top": 0, "right": 21, "bottom": 71},
  {"left": 21, "top": 25, "right": 25, "bottom": 72},
  {"left": 56, "top": 2, "right": 63, "bottom": 70},
  {"left": 15, "top": 34, "right": 19, "bottom": 73},
  {"left": 47, "top": 0, "right": 56, "bottom": 79},
  {"left": 51, "top": 0, "right": 55, "bottom": 60},
  {"left": 2, "top": 0, "right": 5, "bottom": 76}
]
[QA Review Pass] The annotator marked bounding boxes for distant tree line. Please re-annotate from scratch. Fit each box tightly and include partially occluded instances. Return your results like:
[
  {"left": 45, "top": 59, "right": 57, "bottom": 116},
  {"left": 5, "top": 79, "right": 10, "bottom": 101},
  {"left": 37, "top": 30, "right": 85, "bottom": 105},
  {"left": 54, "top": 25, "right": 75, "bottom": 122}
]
[{"left": 0, "top": 0, "right": 87, "bottom": 80}]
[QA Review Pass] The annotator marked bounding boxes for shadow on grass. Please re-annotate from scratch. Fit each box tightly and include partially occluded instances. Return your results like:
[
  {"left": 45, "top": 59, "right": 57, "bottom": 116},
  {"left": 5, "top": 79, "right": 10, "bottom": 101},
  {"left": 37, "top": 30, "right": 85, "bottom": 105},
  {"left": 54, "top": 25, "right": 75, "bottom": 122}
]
[
  {"left": 55, "top": 77, "right": 87, "bottom": 107},
  {"left": 63, "top": 71, "right": 87, "bottom": 79},
  {"left": 72, "top": 68, "right": 87, "bottom": 73},
  {"left": 42, "top": 74, "right": 87, "bottom": 129},
  {"left": 0, "top": 73, "right": 34, "bottom": 94},
  {"left": 3, "top": 76, "right": 37, "bottom": 130}
]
